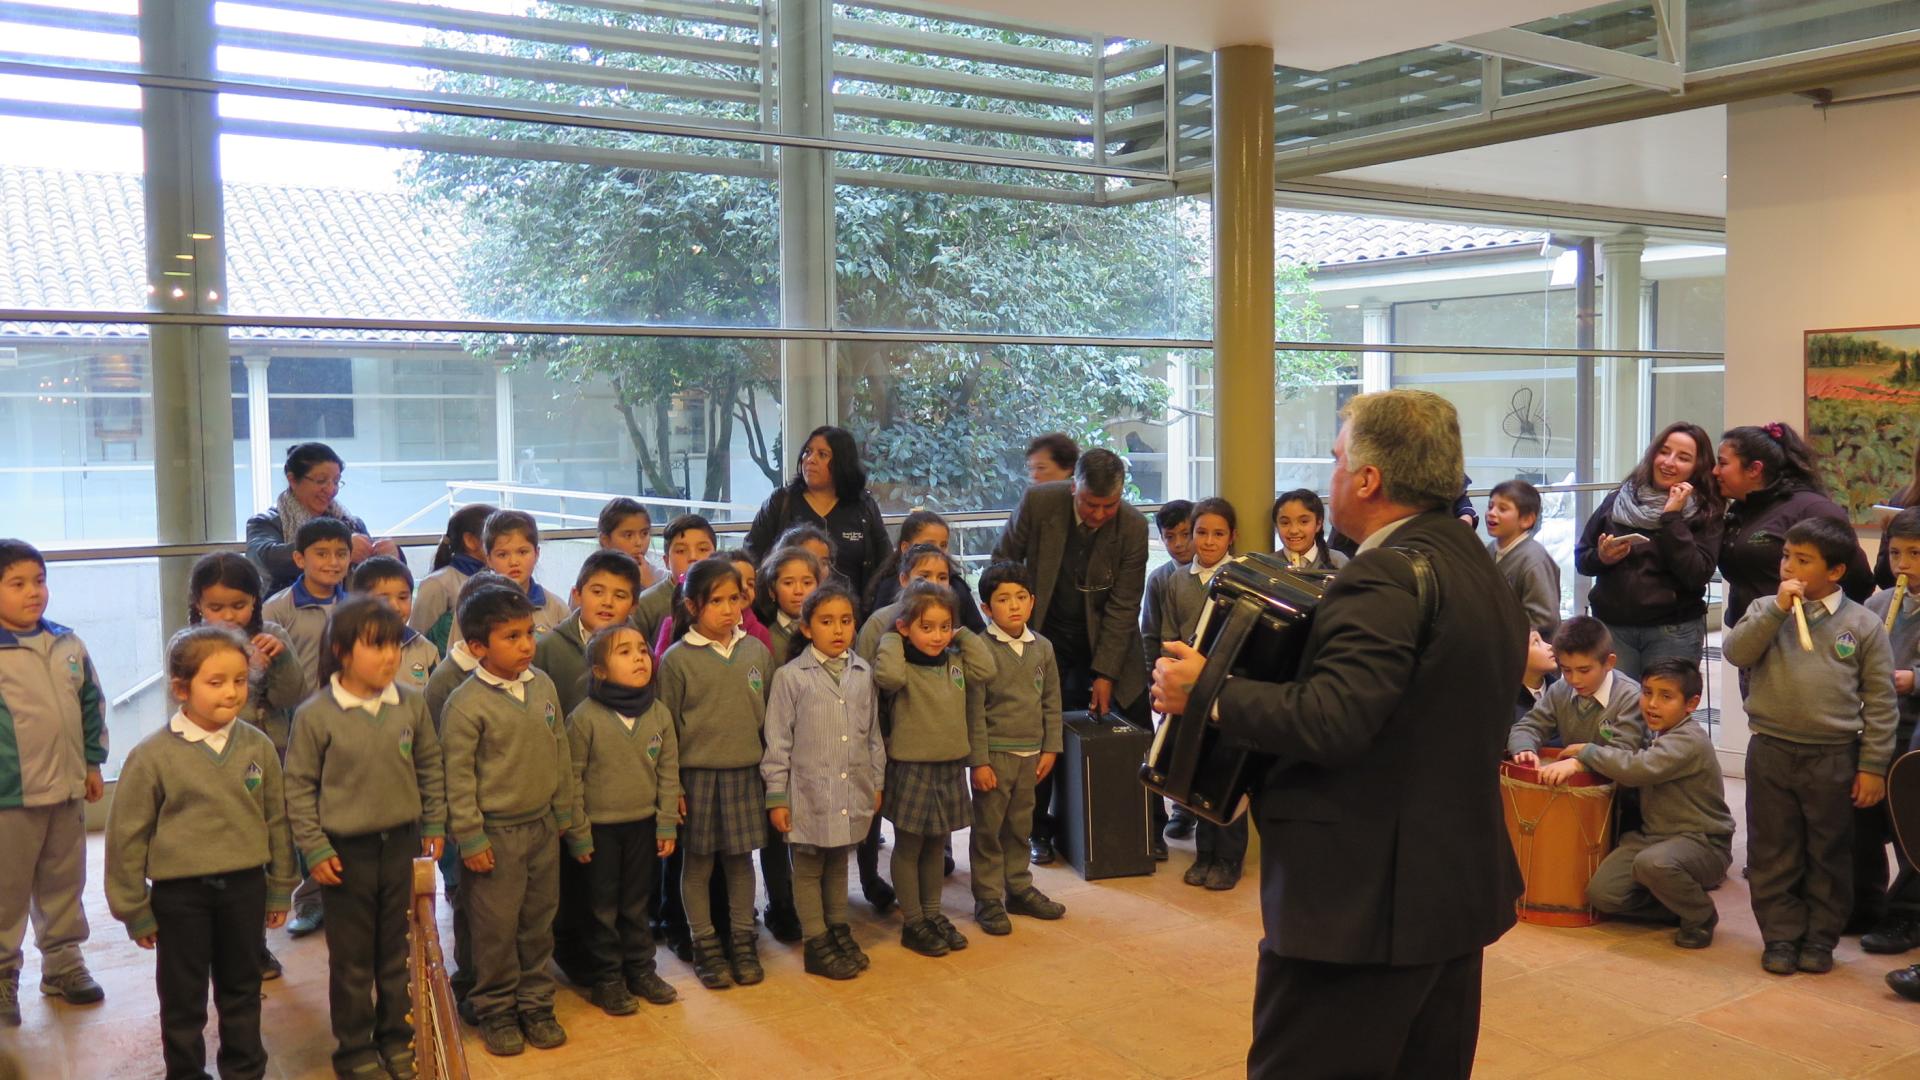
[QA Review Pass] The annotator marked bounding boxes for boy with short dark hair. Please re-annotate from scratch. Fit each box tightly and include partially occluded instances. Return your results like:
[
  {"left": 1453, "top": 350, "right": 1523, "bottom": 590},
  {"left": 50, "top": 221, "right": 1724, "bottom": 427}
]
[
  {"left": 1509, "top": 616, "right": 1645, "bottom": 766},
  {"left": 1857, "top": 506, "right": 1920, "bottom": 955},
  {"left": 534, "top": 550, "right": 643, "bottom": 717},
  {"left": 1724, "top": 515, "right": 1898, "bottom": 976},
  {"left": 351, "top": 556, "right": 441, "bottom": 692},
  {"left": 1487, "top": 478, "right": 1562, "bottom": 640},
  {"left": 633, "top": 515, "right": 717, "bottom": 644},
  {"left": 597, "top": 497, "right": 665, "bottom": 590},
  {"left": 441, "top": 587, "right": 585, "bottom": 1057},
  {"left": 0, "top": 539, "right": 108, "bottom": 1023},
  {"left": 969, "top": 562, "right": 1066, "bottom": 935},
  {"left": 1543, "top": 658, "right": 1733, "bottom": 948},
  {"left": 262, "top": 517, "right": 354, "bottom": 690}
]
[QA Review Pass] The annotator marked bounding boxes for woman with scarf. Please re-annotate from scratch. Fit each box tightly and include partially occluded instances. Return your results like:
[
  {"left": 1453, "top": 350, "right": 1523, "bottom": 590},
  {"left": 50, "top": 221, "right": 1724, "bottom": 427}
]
[
  {"left": 1713, "top": 421, "right": 1874, "bottom": 631},
  {"left": 1574, "top": 421, "right": 1725, "bottom": 679},
  {"left": 246, "top": 442, "right": 398, "bottom": 595}
]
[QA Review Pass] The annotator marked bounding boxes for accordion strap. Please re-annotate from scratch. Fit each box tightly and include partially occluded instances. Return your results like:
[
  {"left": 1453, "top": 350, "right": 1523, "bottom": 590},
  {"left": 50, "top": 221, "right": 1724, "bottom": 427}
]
[{"left": 1387, "top": 544, "right": 1440, "bottom": 652}]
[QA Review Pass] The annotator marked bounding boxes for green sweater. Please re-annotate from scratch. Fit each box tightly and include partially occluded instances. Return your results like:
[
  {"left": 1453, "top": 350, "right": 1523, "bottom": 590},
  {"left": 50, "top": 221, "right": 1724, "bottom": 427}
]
[
  {"left": 1723, "top": 595, "right": 1900, "bottom": 774},
  {"left": 284, "top": 683, "right": 448, "bottom": 866},
  {"left": 980, "top": 629, "right": 1064, "bottom": 754},
  {"left": 105, "top": 719, "right": 299, "bottom": 939},
  {"left": 533, "top": 613, "right": 591, "bottom": 717},
  {"left": 424, "top": 640, "right": 480, "bottom": 728},
  {"left": 568, "top": 698, "right": 681, "bottom": 840},
  {"left": 1508, "top": 670, "right": 1646, "bottom": 757},
  {"left": 1578, "top": 717, "right": 1735, "bottom": 841},
  {"left": 656, "top": 634, "right": 773, "bottom": 769},
  {"left": 871, "top": 630, "right": 993, "bottom": 765},
  {"left": 242, "top": 621, "right": 307, "bottom": 757},
  {"left": 632, "top": 578, "right": 675, "bottom": 645},
  {"left": 440, "top": 669, "right": 583, "bottom": 858}
]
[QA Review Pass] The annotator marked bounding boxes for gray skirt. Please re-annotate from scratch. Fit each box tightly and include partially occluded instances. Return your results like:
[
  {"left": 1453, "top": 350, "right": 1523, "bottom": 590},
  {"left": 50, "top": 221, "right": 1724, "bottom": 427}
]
[
  {"left": 883, "top": 758, "right": 970, "bottom": 836},
  {"left": 682, "top": 766, "right": 766, "bottom": 856}
]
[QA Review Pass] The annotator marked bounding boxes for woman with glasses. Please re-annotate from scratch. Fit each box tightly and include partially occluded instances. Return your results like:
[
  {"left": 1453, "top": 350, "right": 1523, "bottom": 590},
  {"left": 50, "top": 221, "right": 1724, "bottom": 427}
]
[
  {"left": 245, "top": 442, "right": 398, "bottom": 594},
  {"left": 743, "top": 426, "right": 890, "bottom": 614}
]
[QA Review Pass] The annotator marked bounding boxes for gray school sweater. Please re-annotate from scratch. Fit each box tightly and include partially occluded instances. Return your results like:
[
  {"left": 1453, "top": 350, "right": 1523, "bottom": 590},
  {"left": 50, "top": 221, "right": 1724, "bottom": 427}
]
[
  {"left": 632, "top": 578, "right": 675, "bottom": 645},
  {"left": 1864, "top": 589, "right": 1920, "bottom": 746},
  {"left": 105, "top": 720, "right": 300, "bottom": 939},
  {"left": 871, "top": 630, "right": 992, "bottom": 765},
  {"left": 262, "top": 578, "right": 344, "bottom": 690},
  {"left": 284, "top": 684, "right": 447, "bottom": 866},
  {"left": 533, "top": 613, "right": 591, "bottom": 717},
  {"left": 1508, "top": 670, "right": 1646, "bottom": 757},
  {"left": 424, "top": 641, "right": 479, "bottom": 727},
  {"left": 980, "top": 629, "right": 1063, "bottom": 754},
  {"left": 243, "top": 621, "right": 307, "bottom": 755},
  {"left": 568, "top": 698, "right": 681, "bottom": 840},
  {"left": 656, "top": 635, "right": 774, "bottom": 769},
  {"left": 768, "top": 613, "right": 799, "bottom": 666},
  {"left": 1723, "top": 595, "right": 1900, "bottom": 774},
  {"left": 440, "top": 669, "right": 581, "bottom": 858},
  {"left": 1491, "top": 534, "right": 1562, "bottom": 639},
  {"left": 1139, "top": 559, "right": 1186, "bottom": 676},
  {"left": 399, "top": 629, "right": 440, "bottom": 695},
  {"left": 1577, "top": 716, "right": 1735, "bottom": 842}
]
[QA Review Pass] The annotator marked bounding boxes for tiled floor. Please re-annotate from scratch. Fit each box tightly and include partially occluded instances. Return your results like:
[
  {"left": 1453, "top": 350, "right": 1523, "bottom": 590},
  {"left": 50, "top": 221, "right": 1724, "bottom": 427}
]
[{"left": 8, "top": 778, "right": 1920, "bottom": 1079}]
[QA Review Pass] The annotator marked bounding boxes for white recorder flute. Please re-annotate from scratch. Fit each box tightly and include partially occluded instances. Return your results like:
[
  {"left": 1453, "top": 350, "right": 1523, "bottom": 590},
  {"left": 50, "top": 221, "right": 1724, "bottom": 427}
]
[{"left": 1793, "top": 595, "right": 1814, "bottom": 652}]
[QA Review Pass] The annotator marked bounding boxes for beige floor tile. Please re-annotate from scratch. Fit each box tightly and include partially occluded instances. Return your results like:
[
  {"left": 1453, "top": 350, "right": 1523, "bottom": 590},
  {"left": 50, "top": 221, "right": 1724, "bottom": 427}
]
[
  {"left": 1479, "top": 970, "right": 1667, "bottom": 1055},
  {"left": 911, "top": 1024, "right": 1148, "bottom": 1079},
  {"left": 1693, "top": 985, "right": 1918, "bottom": 1075},
  {"left": 1471, "top": 1027, "right": 1553, "bottom": 1080},
  {"left": 682, "top": 1004, "right": 909, "bottom": 1078},
  {"left": 1063, "top": 992, "right": 1248, "bottom": 1079},
  {"left": 1856, "top": 1048, "right": 1920, "bottom": 1078},
  {"left": 1574, "top": 1020, "right": 1836, "bottom": 1079}
]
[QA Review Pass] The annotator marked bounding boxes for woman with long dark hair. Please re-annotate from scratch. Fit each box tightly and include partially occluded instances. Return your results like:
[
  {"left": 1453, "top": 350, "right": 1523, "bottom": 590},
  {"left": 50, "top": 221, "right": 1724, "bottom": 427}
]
[
  {"left": 1573, "top": 421, "right": 1725, "bottom": 678},
  {"left": 245, "top": 442, "right": 397, "bottom": 594},
  {"left": 743, "top": 426, "right": 889, "bottom": 609},
  {"left": 1714, "top": 421, "right": 1874, "bottom": 629}
]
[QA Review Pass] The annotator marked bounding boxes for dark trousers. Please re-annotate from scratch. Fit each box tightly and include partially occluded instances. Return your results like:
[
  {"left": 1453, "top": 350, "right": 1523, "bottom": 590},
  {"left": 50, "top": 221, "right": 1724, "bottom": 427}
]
[
  {"left": 587, "top": 818, "right": 660, "bottom": 983},
  {"left": 1852, "top": 797, "right": 1920, "bottom": 925},
  {"left": 320, "top": 826, "right": 416, "bottom": 1073},
  {"left": 1196, "top": 816, "right": 1249, "bottom": 865},
  {"left": 552, "top": 848, "right": 595, "bottom": 984},
  {"left": 1249, "top": 947, "right": 1483, "bottom": 1080},
  {"left": 151, "top": 868, "right": 268, "bottom": 1080},
  {"left": 1747, "top": 734, "right": 1856, "bottom": 950},
  {"left": 1034, "top": 666, "right": 1158, "bottom": 842},
  {"left": 761, "top": 821, "right": 796, "bottom": 921},
  {"left": 462, "top": 817, "right": 559, "bottom": 1020}
]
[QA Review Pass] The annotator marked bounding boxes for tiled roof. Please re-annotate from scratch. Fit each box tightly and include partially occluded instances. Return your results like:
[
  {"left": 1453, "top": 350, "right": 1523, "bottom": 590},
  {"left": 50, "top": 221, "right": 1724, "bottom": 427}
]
[{"left": 1278, "top": 209, "right": 1544, "bottom": 267}]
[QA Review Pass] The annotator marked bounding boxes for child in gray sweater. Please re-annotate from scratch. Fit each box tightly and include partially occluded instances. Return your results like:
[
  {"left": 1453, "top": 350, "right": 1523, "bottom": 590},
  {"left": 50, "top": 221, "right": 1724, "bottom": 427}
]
[
  {"left": 106, "top": 627, "right": 298, "bottom": 1080},
  {"left": 873, "top": 580, "right": 994, "bottom": 959},
  {"left": 759, "top": 546, "right": 825, "bottom": 665},
  {"left": 284, "top": 598, "right": 447, "bottom": 1079},
  {"left": 1509, "top": 616, "right": 1646, "bottom": 763},
  {"left": 535, "top": 550, "right": 643, "bottom": 718},
  {"left": 350, "top": 557, "right": 442, "bottom": 694},
  {"left": 1858, "top": 507, "right": 1920, "bottom": 953},
  {"left": 1487, "top": 479, "right": 1562, "bottom": 640},
  {"left": 1723, "top": 517, "right": 1898, "bottom": 976}
]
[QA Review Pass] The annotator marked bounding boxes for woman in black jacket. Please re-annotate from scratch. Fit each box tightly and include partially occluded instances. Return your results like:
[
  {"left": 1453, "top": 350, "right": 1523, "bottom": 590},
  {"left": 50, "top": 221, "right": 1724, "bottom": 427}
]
[
  {"left": 1574, "top": 421, "right": 1723, "bottom": 679},
  {"left": 742, "top": 425, "right": 889, "bottom": 610},
  {"left": 1713, "top": 421, "right": 1874, "bottom": 629}
]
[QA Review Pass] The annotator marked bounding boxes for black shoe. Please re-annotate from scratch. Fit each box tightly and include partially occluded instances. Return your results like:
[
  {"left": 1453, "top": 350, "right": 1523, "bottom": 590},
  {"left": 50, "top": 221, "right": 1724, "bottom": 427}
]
[
  {"left": 1797, "top": 945, "right": 1835, "bottom": 974},
  {"left": 931, "top": 913, "right": 968, "bottom": 951},
  {"left": 626, "top": 970, "right": 678, "bottom": 1005},
  {"left": 974, "top": 899, "right": 1012, "bottom": 935},
  {"left": 1204, "top": 860, "right": 1242, "bottom": 891},
  {"left": 1674, "top": 917, "right": 1716, "bottom": 950},
  {"left": 590, "top": 978, "right": 638, "bottom": 1016},
  {"left": 1863, "top": 917, "right": 1920, "bottom": 955},
  {"left": 1006, "top": 888, "right": 1066, "bottom": 920},
  {"left": 829, "top": 924, "right": 870, "bottom": 971},
  {"left": 729, "top": 932, "right": 765, "bottom": 986},
  {"left": 519, "top": 1009, "right": 566, "bottom": 1050},
  {"left": 765, "top": 904, "right": 804, "bottom": 944},
  {"left": 901, "top": 918, "right": 950, "bottom": 957},
  {"left": 1888, "top": 964, "right": 1920, "bottom": 1002},
  {"left": 691, "top": 936, "right": 733, "bottom": 990},
  {"left": 456, "top": 997, "right": 480, "bottom": 1028},
  {"left": 944, "top": 851, "right": 956, "bottom": 877},
  {"left": 803, "top": 934, "right": 861, "bottom": 980},
  {"left": 381, "top": 1048, "right": 417, "bottom": 1080},
  {"left": 861, "top": 873, "right": 897, "bottom": 916},
  {"left": 1761, "top": 942, "right": 1799, "bottom": 976},
  {"left": 258, "top": 944, "right": 283, "bottom": 983},
  {"left": 1183, "top": 857, "right": 1214, "bottom": 887},
  {"left": 1149, "top": 834, "right": 1169, "bottom": 861},
  {"left": 1029, "top": 836, "right": 1055, "bottom": 866},
  {"left": 1164, "top": 809, "right": 1196, "bottom": 841},
  {"left": 479, "top": 1015, "right": 523, "bottom": 1057}
]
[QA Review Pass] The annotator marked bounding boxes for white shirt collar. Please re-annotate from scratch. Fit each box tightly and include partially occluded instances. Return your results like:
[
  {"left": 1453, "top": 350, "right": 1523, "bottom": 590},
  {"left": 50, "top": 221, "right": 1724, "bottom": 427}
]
[
  {"left": 809, "top": 645, "right": 852, "bottom": 668},
  {"left": 448, "top": 638, "right": 480, "bottom": 673},
  {"left": 170, "top": 709, "right": 236, "bottom": 754},
  {"left": 1354, "top": 513, "right": 1418, "bottom": 556},
  {"left": 1493, "top": 533, "right": 1526, "bottom": 561},
  {"left": 986, "top": 621, "right": 1036, "bottom": 645},
  {"left": 685, "top": 625, "right": 748, "bottom": 659},
  {"left": 330, "top": 674, "right": 400, "bottom": 715},
  {"left": 1282, "top": 544, "right": 1321, "bottom": 568},
  {"left": 777, "top": 611, "right": 796, "bottom": 630},
  {"left": 1190, "top": 555, "right": 1230, "bottom": 581},
  {"left": 474, "top": 662, "right": 535, "bottom": 702},
  {"left": 1812, "top": 589, "right": 1844, "bottom": 616},
  {"left": 1586, "top": 670, "right": 1617, "bottom": 711},
  {"left": 1526, "top": 683, "right": 1546, "bottom": 702}
]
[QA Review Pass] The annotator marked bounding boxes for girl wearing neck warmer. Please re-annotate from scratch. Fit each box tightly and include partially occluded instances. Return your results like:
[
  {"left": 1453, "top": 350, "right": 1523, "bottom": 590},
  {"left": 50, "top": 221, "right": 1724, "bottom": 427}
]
[{"left": 1574, "top": 422, "right": 1725, "bottom": 679}]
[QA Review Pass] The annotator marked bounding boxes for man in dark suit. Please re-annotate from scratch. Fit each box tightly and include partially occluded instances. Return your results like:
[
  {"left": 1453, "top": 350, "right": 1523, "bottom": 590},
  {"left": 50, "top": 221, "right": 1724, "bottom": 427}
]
[
  {"left": 995, "top": 447, "right": 1154, "bottom": 864},
  {"left": 1154, "top": 390, "right": 1524, "bottom": 1079}
]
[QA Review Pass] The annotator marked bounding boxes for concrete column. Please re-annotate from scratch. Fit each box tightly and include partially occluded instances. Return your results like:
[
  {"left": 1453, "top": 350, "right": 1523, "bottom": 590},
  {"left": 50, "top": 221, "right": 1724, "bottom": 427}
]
[
  {"left": 776, "top": 0, "right": 834, "bottom": 476},
  {"left": 245, "top": 356, "right": 272, "bottom": 510},
  {"left": 1211, "top": 44, "right": 1276, "bottom": 554},
  {"left": 1599, "top": 231, "right": 1647, "bottom": 479},
  {"left": 1360, "top": 301, "right": 1392, "bottom": 392}
]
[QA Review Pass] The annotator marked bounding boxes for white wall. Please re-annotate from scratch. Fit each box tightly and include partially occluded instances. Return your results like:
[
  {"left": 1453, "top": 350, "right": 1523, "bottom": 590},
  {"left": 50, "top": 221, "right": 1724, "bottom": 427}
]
[{"left": 1718, "top": 75, "right": 1920, "bottom": 771}]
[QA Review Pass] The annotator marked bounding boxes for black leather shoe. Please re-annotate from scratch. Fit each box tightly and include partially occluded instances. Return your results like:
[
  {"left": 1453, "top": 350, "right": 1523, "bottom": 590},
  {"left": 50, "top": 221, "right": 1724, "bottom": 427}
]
[
  {"left": 1761, "top": 942, "right": 1799, "bottom": 976},
  {"left": 1797, "top": 945, "right": 1835, "bottom": 974},
  {"left": 1149, "top": 834, "right": 1169, "bottom": 861},
  {"left": 1006, "top": 889, "right": 1066, "bottom": 920},
  {"left": 931, "top": 913, "right": 968, "bottom": 951},
  {"left": 804, "top": 934, "right": 861, "bottom": 980},
  {"left": 1674, "top": 917, "right": 1716, "bottom": 950},
  {"left": 626, "top": 970, "right": 678, "bottom": 1005},
  {"left": 1863, "top": 917, "right": 1920, "bottom": 955},
  {"left": 829, "top": 924, "right": 870, "bottom": 971},
  {"left": 861, "top": 872, "right": 897, "bottom": 915},
  {"left": 1887, "top": 964, "right": 1920, "bottom": 1001},
  {"left": 518, "top": 1009, "right": 566, "bottom": 1050},
  {"left": 1164, "top": 808, "right": 1196, "bottom": 841},
  {"left": 691, "top": 936, "right": 733, "bottom": 990},
  {"left": 1183, "top": 858, "right": 1213, "bottom": 887},
  {"left": 901, "top": 918, "right": 950, "bottom": 957},
  {"left": 1203, "top": 860, "right": 1242, "bottom": 891},
  {"left": 974, "top": 899, "right": 1012, "bottom": 935},
  {"left": 589, "top": 979, "right": 637, "bottom": 1016},
  {"left": 729, "top": 932, "right": 765, "bottom": 986},
  {"left": 1029, "top": 836, "right": 1055, "bottom": 866},
  {"left": 479, "top": 1015, "right": 523, "bottom": 1057}
]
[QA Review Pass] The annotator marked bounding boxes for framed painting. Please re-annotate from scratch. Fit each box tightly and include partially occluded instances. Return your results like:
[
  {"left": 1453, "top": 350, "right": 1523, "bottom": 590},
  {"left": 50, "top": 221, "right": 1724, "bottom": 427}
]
[{"left": 1804, "top": 325, "right": 1920, "bottom": 526}]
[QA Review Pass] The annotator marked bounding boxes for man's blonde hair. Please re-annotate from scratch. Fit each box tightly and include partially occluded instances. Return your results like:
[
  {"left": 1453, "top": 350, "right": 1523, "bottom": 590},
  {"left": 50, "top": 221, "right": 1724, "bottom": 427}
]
[{"left": 1340, "top": 390, "right": 1463, "bottom": 512}]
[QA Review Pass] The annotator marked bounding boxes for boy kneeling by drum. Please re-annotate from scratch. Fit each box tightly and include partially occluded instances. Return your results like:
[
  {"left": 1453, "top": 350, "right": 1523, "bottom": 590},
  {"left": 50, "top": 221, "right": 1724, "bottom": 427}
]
[{"left": 1539, "top": 658, "right": 1735, "bottom": 948}]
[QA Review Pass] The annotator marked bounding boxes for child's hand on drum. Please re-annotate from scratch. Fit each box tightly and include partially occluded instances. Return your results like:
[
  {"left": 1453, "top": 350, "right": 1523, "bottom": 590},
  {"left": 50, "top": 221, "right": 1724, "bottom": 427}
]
[
  {"left": 1511, "top": 750, "right": 1540, "bottom": 768},
  {"left": 1538, "top": 757, "right": 1586, "bottom": 785}
]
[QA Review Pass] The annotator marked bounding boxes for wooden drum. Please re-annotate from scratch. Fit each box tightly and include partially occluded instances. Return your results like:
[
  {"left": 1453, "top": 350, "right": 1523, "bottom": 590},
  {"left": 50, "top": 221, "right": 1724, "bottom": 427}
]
[{"left": 1500, "top": 754, "right": 1615, "bottom": 927}]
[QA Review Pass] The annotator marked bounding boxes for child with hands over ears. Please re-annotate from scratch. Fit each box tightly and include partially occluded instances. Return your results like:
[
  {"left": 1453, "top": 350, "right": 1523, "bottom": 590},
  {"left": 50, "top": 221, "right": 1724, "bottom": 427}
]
[{"left": 188, "top": 552, "right": 307, "bottom": 759}]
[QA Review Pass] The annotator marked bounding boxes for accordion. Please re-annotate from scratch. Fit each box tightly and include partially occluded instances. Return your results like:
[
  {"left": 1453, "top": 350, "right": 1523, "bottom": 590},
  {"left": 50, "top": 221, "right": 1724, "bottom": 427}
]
[{"left": 1140, "top": 552, "right": 1329, "bottom": 825}]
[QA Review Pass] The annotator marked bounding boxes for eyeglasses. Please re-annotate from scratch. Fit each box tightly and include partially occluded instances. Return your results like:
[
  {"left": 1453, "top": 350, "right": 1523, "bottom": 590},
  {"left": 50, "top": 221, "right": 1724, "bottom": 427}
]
[{"left": 299, "top": 474, "right": 345, "bottom": 490}]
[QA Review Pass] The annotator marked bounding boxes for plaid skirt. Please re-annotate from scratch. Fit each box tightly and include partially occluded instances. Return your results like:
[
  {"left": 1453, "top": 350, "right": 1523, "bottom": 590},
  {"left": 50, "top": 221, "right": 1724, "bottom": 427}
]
[
  {"left": 883, "top": 758, "right": 971, "bottom": 836},
  {"left": 682, "top": 766, "right": 766, "bottom": 856}
]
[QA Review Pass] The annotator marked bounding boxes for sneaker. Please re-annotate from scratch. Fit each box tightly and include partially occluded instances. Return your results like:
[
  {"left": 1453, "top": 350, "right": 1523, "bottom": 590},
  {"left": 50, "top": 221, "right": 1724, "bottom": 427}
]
[
  {"left": 259, "top": 943, "right": 284, "bottom": 982},
  {"left": 1, "top": 979, "right": 19, "bottom": 1027},
  {"left": 590, "top": 978, "right": 638, "bottom": 1016},
  {"left": 1204, "top": 860, "right": 1243, "bottom": 892},
  {"left": 691, "top": 936, "right": 733, "bottom": 990},
  {"left": 286, "top": 904, "right": 325, "bottom": 938},
  {"left": 1183, "top": 858, "right": 1214, "bottom": 887},
  {"left": 518, "top": 1009, "right": 566, "bottom": 1050},
  {"left": 1761, "top": 942, "right": 1799, "bottom": 976},
  {"left": 1164, "top": 808, "right": 1197, "bottom": 841},
  {"left": 1797, "top": 945, "right": 1835, "bottom": 974},
  {"left": 931, "top": 913, "right": 968, "bottom": 952},
  {"left": 765, "top": 904, "right": 804, "bottom": 944},
  {"left": 803, "top": 934, "right": 860, "bottom": 980},
  {"left": 829, "top": 924, "right": 870, "bottom": 972},
  {"left": 901, "top": 918, "right": 950, "bottom": 958},
  {"left": 729, "top": 932, "right": 765, "bottom": 986},
  {"left": 1862, "top": 917, "right": 1920, "bottom": 955},
  {"left": 974, "top": 899, "right": 1013, "bottom": 936},
  {"left": 626, "top": 970, "right": 678, "bottom": 1005},
  {"left": 39, "top": 966, "right": 105, "bottom": 1005},
  {"left": 479, "top": 1015, "right": 524, "bottom": 1057},
  {"left": 1006, "top": 888, "right": 1066, "bottom": 920}
]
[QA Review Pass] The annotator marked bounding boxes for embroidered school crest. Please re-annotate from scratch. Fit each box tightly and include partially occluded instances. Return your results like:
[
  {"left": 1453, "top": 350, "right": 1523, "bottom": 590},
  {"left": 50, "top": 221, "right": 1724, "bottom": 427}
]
[
  {"left": 1834, "top": 631, "right": 1857, "bottom": 660},
  {"left": 244, "top": 761, "right": 264, "bottom": 793},
  {"left": 398, "top": 725, "right": 413, "bottom": 760},
  {"left": 1033, "top": 670, "right": 1045, "bottom": 693},
  {"left": 646, "top": 732, "right": 662, "bottom": 761},
  {"left": 66, "top": 654, "right": 81, "bottom": 683},
  {"left": 544, "top": 701, "right": 558, "bottom": 729},
  {"left": 410, "top": 662, "right": 429, "bottom": 684},
  {"left": 748, "top": 666, "right": 764, "bottom": 695},
  {"left": 949, "top": 663, "right": 965, "bottom": 689}
]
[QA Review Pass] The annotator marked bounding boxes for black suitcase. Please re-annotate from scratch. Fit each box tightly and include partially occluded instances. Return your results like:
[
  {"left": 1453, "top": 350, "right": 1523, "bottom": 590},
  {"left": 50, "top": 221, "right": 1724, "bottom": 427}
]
[{"left": 1059, "top": 710, "right": 1156, "bottom": 880}]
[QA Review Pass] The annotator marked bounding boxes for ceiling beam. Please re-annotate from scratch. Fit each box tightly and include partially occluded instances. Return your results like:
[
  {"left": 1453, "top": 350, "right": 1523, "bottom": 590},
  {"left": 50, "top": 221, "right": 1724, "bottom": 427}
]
[{"left": 1450, "top": 27, "right": 1683, "bottom": 92}]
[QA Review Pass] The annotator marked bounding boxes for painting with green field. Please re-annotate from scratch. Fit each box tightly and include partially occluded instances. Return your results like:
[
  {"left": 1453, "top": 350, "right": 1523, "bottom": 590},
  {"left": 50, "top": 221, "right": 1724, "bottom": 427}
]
[{"left": 1805, "top": 326, "right": 1920, "bottom": 526}]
